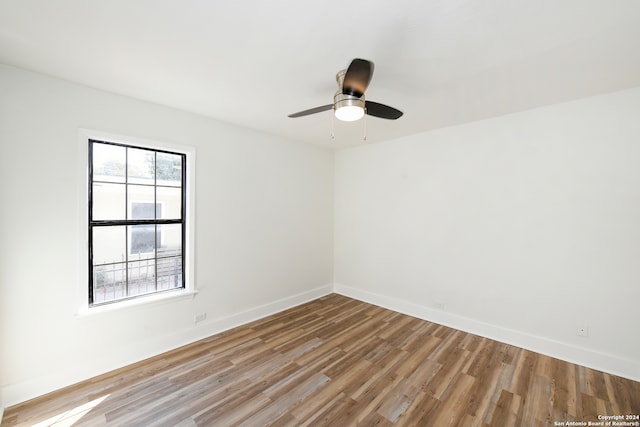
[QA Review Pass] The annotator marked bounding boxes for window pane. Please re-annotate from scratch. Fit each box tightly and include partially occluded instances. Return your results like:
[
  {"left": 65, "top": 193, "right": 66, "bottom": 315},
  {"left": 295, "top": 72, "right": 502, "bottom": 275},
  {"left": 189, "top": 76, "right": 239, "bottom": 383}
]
[
  {"left": 129, "top": 225, "right": 157, "bottom": 257},
  {"left": 158, "top": 223, "right": 182, "bottom": 255},
  {"left": 157, "top": 187, "right": 181, "bottom": 219},
  {"left": 93, "top": 226, "right": 126, "bottom": 265},
  {"left": 128, "top": 260, "right": 156, "bottom": 297},
  {"left": 93, "top": 143, "right": 125, "bottom": 183},
  {"left": 157, "top": 257, "right": 182, "bottom": 290},
  {"left": 93, "top": 183, "right": 125, "bottom": 220},
  {"left": 128, "top": 148, "right": 155, "bottom": 185},
  {"left": 156, "top": 152, "right": 182, "bottom": 186},
  {"left": 93, "top": 263, "right": 127, "bottom": 304},
  {"left": 128, "top": 186, "right": 156, "bottom": 219}
]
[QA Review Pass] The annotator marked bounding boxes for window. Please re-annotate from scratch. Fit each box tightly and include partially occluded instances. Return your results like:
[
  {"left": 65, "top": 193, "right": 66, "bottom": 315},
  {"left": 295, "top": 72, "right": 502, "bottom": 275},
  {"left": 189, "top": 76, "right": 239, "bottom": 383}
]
[{"left": 88, "top": 139, "right": 186, "bottom": 305}]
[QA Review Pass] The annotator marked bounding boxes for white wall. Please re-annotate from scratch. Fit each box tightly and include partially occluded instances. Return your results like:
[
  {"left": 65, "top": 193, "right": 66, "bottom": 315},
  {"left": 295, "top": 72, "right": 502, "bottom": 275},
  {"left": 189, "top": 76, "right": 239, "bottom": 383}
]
[
  {"left": 335, "top": 87, "right": 640, "bottom": 381},
  {"left": 0, "top": 64, "right": 334, "bottom": 407}
]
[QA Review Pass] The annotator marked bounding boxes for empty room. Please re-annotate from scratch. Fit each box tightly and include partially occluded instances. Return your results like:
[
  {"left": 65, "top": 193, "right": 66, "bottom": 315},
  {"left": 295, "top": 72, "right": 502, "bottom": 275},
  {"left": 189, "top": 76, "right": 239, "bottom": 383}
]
[{"left": 1, "top": 1, "right": 639, "bottom": 426}]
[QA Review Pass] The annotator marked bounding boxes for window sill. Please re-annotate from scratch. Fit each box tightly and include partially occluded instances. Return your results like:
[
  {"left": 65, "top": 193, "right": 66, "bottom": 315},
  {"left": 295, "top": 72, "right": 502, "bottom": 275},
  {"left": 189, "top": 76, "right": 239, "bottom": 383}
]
[{"left": 76, "top": 289, "right": 198, "bottom": 317}]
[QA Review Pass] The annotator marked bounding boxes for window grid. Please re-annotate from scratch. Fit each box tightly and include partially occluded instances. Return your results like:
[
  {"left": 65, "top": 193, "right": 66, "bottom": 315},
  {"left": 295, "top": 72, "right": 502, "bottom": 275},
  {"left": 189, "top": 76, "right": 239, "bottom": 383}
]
[{"left": 88, "top": 139, "right": 186, "bottom": 306}]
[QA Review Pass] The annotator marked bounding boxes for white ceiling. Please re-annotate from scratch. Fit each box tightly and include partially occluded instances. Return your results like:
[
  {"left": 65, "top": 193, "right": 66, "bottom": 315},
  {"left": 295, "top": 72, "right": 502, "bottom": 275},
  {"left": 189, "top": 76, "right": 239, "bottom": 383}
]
[{"left": 1, "top": 0, "right": 640, "bottom": 148}]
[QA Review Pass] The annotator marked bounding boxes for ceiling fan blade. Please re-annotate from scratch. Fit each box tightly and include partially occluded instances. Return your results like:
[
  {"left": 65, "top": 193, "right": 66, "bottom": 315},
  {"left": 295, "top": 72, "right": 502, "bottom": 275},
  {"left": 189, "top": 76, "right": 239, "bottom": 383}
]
[
  {"left": 342, "top": 58, "right": 374, "bottom": 97},
  {"left": 288, "top": 104, "right": 333, "bottom": 118},
  {"left": 365, "top": 101, "right": 403, "bottom": 120}
]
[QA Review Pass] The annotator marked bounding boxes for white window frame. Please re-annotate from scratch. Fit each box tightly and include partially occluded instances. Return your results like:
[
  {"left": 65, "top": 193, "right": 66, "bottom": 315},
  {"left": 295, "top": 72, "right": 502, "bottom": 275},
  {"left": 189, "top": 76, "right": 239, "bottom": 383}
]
[{"left": 77, "top": 129, "right": 196, "bottom": 314}]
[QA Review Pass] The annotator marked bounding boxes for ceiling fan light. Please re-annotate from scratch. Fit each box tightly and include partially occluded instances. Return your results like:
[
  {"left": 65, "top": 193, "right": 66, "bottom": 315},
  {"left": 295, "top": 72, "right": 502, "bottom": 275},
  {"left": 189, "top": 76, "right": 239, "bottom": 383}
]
[
  {"left": 334, "top": 93, "right": 365, "bottom": 121},
  {"left": 335, "top": 105, "right": 365, "bottom": 121}
]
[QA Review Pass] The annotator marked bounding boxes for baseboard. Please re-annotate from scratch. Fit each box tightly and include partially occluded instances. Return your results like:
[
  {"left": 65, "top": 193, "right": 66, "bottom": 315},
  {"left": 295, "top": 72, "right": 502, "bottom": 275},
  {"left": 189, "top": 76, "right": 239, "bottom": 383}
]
[
  {"left": 186, "top": 283, "right": 334, "bottom": 341},
  {"left": 334, "top": 283, "right": 640, "bottom": 383},
  {"left": 2, "top": 283, "right": 334, "bottom": 408}
]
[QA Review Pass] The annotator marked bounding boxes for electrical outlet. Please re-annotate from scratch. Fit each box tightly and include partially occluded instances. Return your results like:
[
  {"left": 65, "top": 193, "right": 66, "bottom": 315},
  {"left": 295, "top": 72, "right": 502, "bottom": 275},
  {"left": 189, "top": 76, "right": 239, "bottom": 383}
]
[
  {"left": 194, "top": 312, "right": 207, "bottom": 324},
  {"left": 577, "top": 324, "right": 589, "bottom": 337},
  {"left": 434, "top": 301, "right": 445, "bottom": 310}
]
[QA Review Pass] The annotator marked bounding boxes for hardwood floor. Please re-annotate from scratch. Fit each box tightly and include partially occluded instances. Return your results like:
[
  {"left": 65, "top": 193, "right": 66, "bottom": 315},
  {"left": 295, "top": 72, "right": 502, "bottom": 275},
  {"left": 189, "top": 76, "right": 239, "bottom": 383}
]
[{"left": 3, "top": 294, "right": 639, "bottom": 426}]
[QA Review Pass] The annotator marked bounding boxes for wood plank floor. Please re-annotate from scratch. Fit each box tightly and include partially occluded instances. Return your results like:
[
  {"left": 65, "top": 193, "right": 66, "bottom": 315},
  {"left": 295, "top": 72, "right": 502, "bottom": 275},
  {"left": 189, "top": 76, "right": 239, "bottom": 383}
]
[{"left": 3, "top": 294, "right": 639, "bottom": 426}]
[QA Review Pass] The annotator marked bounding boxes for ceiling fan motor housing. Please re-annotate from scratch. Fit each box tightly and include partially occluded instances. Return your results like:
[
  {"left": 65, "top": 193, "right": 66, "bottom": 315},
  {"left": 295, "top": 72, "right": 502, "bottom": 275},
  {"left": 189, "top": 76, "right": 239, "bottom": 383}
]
[{"left": 333, "top": 91, "right": 365, "bottom": 111}]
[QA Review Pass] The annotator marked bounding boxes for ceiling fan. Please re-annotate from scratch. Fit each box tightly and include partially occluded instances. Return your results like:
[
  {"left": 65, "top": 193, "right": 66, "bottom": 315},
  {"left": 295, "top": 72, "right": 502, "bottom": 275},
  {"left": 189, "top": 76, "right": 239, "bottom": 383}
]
[{"left": 288, "top": 58, "right": 403, "bottom": 122}]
